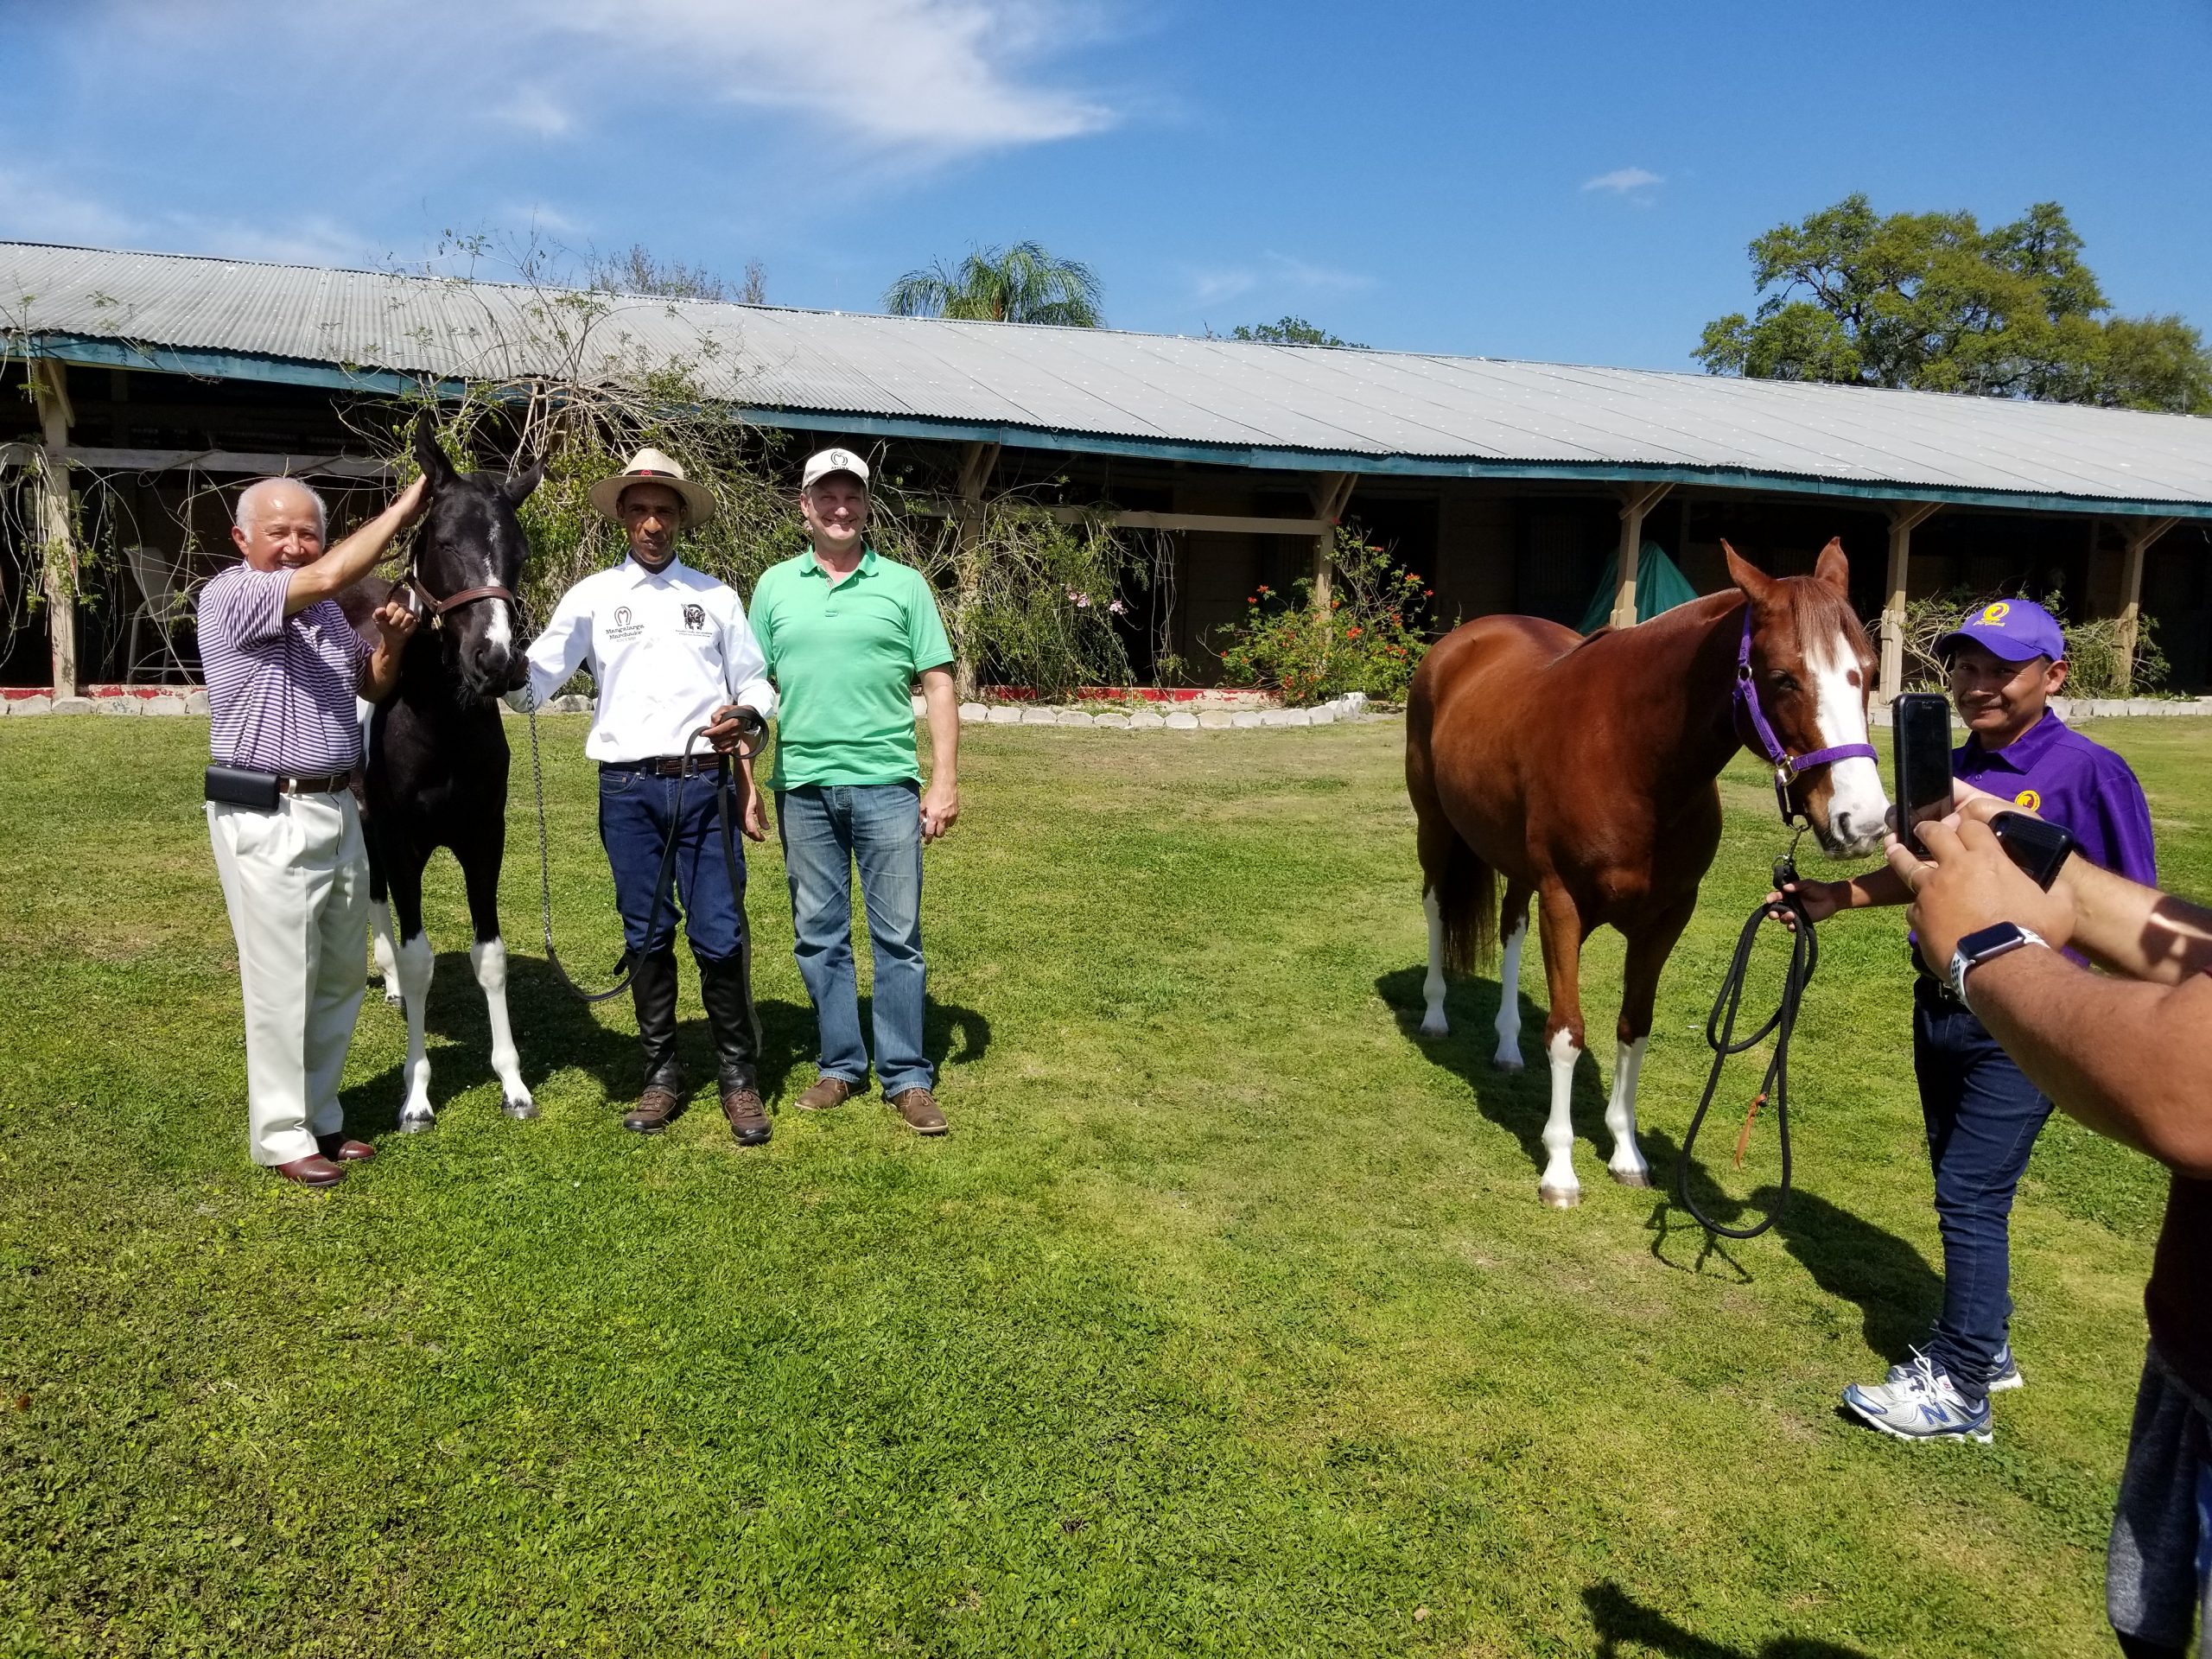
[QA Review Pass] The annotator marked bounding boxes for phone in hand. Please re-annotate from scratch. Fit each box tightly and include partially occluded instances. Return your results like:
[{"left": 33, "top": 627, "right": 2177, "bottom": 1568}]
[
  {"left": 1990, "top": 810, "right": 2079, "bottom": 891},
  {"left": 1891, "top": 693, "right": 1955, "bottom": 857}
]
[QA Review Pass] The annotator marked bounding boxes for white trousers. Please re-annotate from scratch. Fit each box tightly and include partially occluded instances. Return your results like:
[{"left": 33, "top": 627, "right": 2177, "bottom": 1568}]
[{"left": 207, "top": 791, "right": 370, "bottom": 1166}]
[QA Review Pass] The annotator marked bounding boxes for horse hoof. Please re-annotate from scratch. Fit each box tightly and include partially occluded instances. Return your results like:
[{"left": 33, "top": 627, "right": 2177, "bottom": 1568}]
[
  {"left": 1610, "top": 1166, "right": 1653, "bottom": 1189},
  {"left": 1539, "top": 1185, "right": 1580, "bottom": 1209},
  {"left": 503, "top": 1097, "right": 538, "bottom": 1122},
  {"left": 397, "top": 1111, "right": 435, "bottom": 1135},
  {"left": 1417, "top": 1014, "right": 1449, "bottom": 1038},
  {"left": 382, "top": 988, "right": 404, "bottom": 1007},
  {"left": 1492, "top": 1052, "right": 1525, "bottom": 1072}
]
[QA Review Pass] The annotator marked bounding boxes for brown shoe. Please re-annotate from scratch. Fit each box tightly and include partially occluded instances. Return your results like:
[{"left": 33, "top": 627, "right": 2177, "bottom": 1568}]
[
  {"left": 622, "top": 1083, "right": 684, "bottom": 1135},
  {"left": 889, "top": 1087, "right": 947, "bottom": 1136},
  {"left": 795, "top": 1074, "right": 863, "bottom": 1112},
  {"left": 272, "top": 1154, "right": 346, "bottom": 1188},
  {"left": 315, "top": 1134, "right": 375, "bottom": 1162},
  {"left": 721, "top": 1084, "right": 772, "bottom": 1147}
]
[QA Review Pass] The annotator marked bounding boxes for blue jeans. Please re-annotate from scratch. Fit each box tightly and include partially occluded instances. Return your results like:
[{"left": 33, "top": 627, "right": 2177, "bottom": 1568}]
[
  {"left": 1913, "top": 977, "right": 2055, "bottom": 1403},
  {"left": 775, "top": 783, "right": 930, "bottom": 1096},
  {"left": 597, "top": 765, "right": 747, "bottom": 963}
]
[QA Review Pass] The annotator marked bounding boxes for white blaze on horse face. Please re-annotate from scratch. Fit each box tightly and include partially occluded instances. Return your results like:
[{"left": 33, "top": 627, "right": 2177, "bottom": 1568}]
[
  {"left": 1806, "top": 631, "right": 1889, "bottom": 857},
  {"left": 1420, "top": 889, "right": 1449, "bottom": 1036},
  {"left": 1539, "top": 1027, "right": 1581, "bottom": 1207},
  {"left": 1493, "top": 918, "right": 1526, "bottom": 1070},
  {"left": 1605, "top": 1036, "right": 1650, "bottom": 1186}
]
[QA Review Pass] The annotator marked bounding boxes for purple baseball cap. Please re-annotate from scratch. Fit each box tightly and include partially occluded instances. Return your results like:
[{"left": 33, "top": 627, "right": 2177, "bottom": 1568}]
[{"left": 1936, "top": 597, "right": 2066, "bottom": 664}]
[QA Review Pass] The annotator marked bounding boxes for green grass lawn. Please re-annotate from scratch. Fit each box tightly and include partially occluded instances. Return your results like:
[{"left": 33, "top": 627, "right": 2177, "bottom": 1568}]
[{"left": 1, "top": 711, "right": 2202, "bottom": 1656}]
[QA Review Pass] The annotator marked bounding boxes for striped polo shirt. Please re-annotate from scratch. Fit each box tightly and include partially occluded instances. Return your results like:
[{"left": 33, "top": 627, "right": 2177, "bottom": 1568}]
[{"left": 197, "top": 564, "right": 368, "bottom": 773}]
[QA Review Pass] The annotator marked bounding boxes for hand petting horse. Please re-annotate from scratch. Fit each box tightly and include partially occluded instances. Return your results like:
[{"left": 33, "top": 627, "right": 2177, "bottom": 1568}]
[
  {"left": 1405, "top": 538, "right": 1888, "bottom": 1207},
  {"left": 344, "top": 416, "right": 543, "bottom": 1132}
]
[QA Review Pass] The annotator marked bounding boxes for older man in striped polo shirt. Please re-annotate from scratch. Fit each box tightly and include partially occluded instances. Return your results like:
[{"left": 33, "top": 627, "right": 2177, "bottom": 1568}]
[{"left": 200, "top": 474, "right": 425, "bottom": 1187}]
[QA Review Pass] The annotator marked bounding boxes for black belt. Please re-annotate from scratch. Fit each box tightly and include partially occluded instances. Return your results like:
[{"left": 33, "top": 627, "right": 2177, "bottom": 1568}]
[{"left": 601, "top": 754, "right": 729, "bottom": 779}]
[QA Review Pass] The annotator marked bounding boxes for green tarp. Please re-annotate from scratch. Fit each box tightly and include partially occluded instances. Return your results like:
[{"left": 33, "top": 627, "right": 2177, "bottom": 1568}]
[{"left": 1578, "top": 541, "right": 1700, "bottom": 633}]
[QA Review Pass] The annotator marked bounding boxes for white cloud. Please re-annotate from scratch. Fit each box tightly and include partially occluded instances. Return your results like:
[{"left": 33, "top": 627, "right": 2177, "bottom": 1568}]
[
  {"left": 492, "top": 86, "right": 575, "bottom": 139},
  {"left": 0, "top": 168, "right": 142, "bottom": 247},
  {"left": 1186, "top": 251, "right": 1370, "bottom": 310},
  {"left": 1582, "top": 167, "right": 1663, "bottom": 196}
]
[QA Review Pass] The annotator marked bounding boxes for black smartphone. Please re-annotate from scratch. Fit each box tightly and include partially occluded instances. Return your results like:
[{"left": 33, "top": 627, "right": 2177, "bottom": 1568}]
[
  {"left": 1991, "top": 810, "right": 2079, "bottom": 891},
  {"left": 1891, "top": 693, "right": 1955, "bottom": 857}
]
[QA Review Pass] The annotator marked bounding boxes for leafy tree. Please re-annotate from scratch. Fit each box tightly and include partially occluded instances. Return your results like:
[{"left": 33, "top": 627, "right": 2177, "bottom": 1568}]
[
  {"left": 1696, "top": 194, "right": 2210, "bottom": 414},
  {"left": 884, "top": 241, "right": 1103, "bottom": 327},
  {"left": 1229, "top": 315, "right": 1364, "bottom": 348}
]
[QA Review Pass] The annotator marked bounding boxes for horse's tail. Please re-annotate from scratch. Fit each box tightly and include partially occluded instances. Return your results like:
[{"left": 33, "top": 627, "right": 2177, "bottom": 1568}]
[{"left": 1436, "top": 831, "right": 1497, "bottom": 976}]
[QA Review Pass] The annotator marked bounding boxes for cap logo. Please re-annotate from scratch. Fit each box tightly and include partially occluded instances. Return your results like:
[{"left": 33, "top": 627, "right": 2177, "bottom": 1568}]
[{"left": 1980, "top": 601, "right": 2012, "bottom": 625}]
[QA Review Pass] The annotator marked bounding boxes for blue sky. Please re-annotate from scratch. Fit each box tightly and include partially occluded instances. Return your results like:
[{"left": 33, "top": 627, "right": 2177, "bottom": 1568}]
[{"left": 3, "top": 0, "right": 2207, "bottom": 372}]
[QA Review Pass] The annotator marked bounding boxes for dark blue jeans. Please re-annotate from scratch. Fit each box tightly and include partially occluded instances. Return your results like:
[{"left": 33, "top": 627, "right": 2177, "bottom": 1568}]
[
  {"left": 1912, "top": 977, "right": 2055, "bottom": 1403},
  {"left": 597, "top": 766, "right": 747, "bottom": 963},
  {"left": 775, "top": 783, "right": 930, "bottom": 1097}
]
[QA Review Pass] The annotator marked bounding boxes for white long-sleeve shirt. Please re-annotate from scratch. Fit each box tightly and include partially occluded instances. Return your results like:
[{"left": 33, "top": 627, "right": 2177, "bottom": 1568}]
[{"left": 519, "top": 557, "right": 776, "bottom": 762}]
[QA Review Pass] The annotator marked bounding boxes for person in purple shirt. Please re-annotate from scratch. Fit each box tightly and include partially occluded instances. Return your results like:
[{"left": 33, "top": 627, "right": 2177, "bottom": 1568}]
[{"left": 1775, "top": 597, "right": 2158, "bottom": 1441}]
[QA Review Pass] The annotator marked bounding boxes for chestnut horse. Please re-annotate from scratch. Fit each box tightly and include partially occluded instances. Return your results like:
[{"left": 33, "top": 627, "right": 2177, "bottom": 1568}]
[{"left": 1405, "top": 540, "right": 1888, "bottom": 1207}]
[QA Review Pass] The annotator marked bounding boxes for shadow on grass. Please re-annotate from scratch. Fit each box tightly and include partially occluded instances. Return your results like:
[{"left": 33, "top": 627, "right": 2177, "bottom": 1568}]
[
  {"left": 1375, "top": 965, "right": 1610, "bottom": 1191},
  {"left": 1586, "top": 1581, "right": 1875, "bottom": 1658},
  {"left": 346, "top": 950, "right": 992, "bottom": 1138},
  {"left": 1377, "top": 967, "right": 1941, "bottom": 1356},
  {"left": 1641, "top": 1126, "right": 1942, "bottom": 1361}
]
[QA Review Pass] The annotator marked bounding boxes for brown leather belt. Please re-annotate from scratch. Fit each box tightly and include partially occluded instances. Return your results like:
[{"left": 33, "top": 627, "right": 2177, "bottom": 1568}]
[
  {"left": 601, "top": 754, "right": 729, "bottom": 779},
  {"left": 279, "top": 771, "right": 356, "bottom": 795}
]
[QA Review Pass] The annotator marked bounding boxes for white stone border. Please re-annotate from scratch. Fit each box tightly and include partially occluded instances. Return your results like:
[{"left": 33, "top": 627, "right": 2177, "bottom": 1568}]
[{"left": 948, "top": 692, "right": 1374, "bottom": 729}]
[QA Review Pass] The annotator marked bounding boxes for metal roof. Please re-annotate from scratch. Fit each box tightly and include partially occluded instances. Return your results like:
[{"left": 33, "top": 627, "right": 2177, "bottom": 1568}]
[{"left": 7, "top": 240, "right": 2211, "bottom": 518}]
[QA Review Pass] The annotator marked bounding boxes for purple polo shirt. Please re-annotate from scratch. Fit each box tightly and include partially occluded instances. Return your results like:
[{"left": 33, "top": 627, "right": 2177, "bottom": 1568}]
[
  {"left": 1955, "top": 709, "right": 2158, "bottom": 888},
  {"left": 197, "top": 564, "right": 368, "bottom": 774}
]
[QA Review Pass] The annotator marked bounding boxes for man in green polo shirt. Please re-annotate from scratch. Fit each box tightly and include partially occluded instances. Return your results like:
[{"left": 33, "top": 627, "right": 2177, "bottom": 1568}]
[{"left": 751, "top": 447, "right": 960, "bottom": 1135}]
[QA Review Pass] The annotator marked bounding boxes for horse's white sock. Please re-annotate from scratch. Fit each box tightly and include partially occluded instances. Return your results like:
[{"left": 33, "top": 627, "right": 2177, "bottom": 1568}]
[
  {"left": 396, "top": 933, "right": 435, "bottom": 1127},
  {"left": 470, "top": 938, "right": 533, "bottom": 1117},
  {"left": 371, "top": 899, "right": 402, "bottom": 1004},
  {"left": 1420, "top": 890, "right": 1449, "bottom": 1036},
  {"left": 1605, "top": 1036, "right": 1650, "bottom": 1186},
  {"left": 1538, "top": 1027, "right": 1582, "bottom": 1207},
  {"left": 1492, "top": 921, "right": 1526, "bottom": 1070}
]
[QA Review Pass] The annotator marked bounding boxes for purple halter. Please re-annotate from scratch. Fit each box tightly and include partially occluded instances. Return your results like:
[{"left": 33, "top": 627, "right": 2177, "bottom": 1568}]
[{"left": 1732, "top": 606, "right": 1878, "bottom": 826}]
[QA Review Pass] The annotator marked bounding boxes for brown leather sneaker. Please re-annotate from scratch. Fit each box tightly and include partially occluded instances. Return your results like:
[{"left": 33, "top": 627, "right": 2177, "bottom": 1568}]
[
  {"left": 795, "top": 1074, "right": 863, "bottom": 1112},
  {"left": 622, "top": 1084, "right": 683, "bottom": 1135},
  {"left": 889, "top": 1087, "right": 948, "bottom": 1136},
  {"left": 721, "top": 1084, "right": 772, "bottom": 1147},
  {"left": 272, "top": 1154, "right": 346, "bottom": 1187}
]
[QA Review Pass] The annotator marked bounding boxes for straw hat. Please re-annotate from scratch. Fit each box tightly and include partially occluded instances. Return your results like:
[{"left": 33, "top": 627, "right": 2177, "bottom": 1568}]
[{"left": 588, "top": 448, "right": 715, "bottom": 530}]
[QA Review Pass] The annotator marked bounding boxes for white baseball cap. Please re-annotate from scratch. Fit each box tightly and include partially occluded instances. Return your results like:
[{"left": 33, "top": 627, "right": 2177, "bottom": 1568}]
[{"left": 801, "top": 448, "right": 870, "bottom": 490}]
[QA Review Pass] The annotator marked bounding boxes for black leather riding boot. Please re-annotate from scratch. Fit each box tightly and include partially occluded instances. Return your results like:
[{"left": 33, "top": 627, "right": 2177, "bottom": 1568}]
[
  {"left": 623, "top": 946, "right": 683, "bottom": 1133},
  {"left": 696, "top": 949, "right": 760, "bottom": 1090}
]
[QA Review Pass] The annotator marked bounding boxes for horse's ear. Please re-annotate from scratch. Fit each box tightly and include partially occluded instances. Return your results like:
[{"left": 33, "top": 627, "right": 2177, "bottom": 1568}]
[
  {"left": 411, "top": 413, "right": 456, "bottom": 489},
  {"left": 501, "top": 460, "right": 544, "bottom": 509},
  {"left": 1723, "top": 539, "right": 1775, "bottom": 605},
  {"left": 1814, "top": 537, "right": 1851, "bottom": 597}
]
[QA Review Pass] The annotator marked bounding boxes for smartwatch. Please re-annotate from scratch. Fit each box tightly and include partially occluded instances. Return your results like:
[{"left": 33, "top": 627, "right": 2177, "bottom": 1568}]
[{"left": 1948, "top": 921, "right": 2049, "bottom": 1009}]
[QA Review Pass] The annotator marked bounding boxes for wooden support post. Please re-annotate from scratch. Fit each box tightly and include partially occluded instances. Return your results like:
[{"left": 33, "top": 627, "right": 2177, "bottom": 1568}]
[
  {"left": 2116, "top": 516, "right": 2178, "bottom": 693},
  {"left": 1608, "top": 482, "right": 1673, "bottom": 630},
  {"left": 31, "top": 359, "right": 77, "bottom": 696},
  {"left": 1878, "top": 501, "right": 1942, "bottom": 702},
  {"left": 950, "top": 441, "right": 999, "bottom": 701},
  {"left": 1307, "top": 472, "right": 1356, "bottom": 612}
]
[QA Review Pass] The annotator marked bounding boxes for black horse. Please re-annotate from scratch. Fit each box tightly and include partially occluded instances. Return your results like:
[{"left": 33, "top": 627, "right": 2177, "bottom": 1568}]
[{"left": 345, "top": 418, "right": 543, "bottom": 1131}]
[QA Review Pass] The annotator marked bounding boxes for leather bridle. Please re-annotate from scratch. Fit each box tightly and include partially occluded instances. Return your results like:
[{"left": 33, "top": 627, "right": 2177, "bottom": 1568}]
[{"left": 399, "top": 566, "right": 518, "bottom": 630}]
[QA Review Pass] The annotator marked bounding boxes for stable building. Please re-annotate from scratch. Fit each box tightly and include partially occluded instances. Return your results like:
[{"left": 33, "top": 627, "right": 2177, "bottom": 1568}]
[{"left": 4, "top": 239, "right": 2210, "bottom": 697}]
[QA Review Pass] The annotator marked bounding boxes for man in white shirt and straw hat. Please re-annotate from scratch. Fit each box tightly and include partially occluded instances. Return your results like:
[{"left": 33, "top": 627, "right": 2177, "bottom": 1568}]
[{"left": 508, "top": 448, "right": 779, "bottom": 1144}]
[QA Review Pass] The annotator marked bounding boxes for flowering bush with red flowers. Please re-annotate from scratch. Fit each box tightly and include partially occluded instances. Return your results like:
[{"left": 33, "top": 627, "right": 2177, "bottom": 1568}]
[{"left": 1217, "top": 528, "right": 1433, "bottom": 704}]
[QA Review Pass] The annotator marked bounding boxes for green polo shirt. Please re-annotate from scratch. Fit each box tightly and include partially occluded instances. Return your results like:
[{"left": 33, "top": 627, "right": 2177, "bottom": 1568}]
[{"left": 751, "top": 546, "right": 954, "bottom": 788}]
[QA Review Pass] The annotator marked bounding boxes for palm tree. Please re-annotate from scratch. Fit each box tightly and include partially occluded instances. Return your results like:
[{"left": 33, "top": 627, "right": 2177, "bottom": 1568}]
[{"left": 884, "top": 241, "right": 1104, "bottom": 327}]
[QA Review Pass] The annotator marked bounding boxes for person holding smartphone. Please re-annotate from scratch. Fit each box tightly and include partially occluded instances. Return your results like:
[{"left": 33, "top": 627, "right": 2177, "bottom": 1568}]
[
  {"left": 1773, "top": 597, "right": 2156, "bottom": 1440},
  {"left": 1892, "top": 807, "right": 2212, "bottom": 1658}
]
